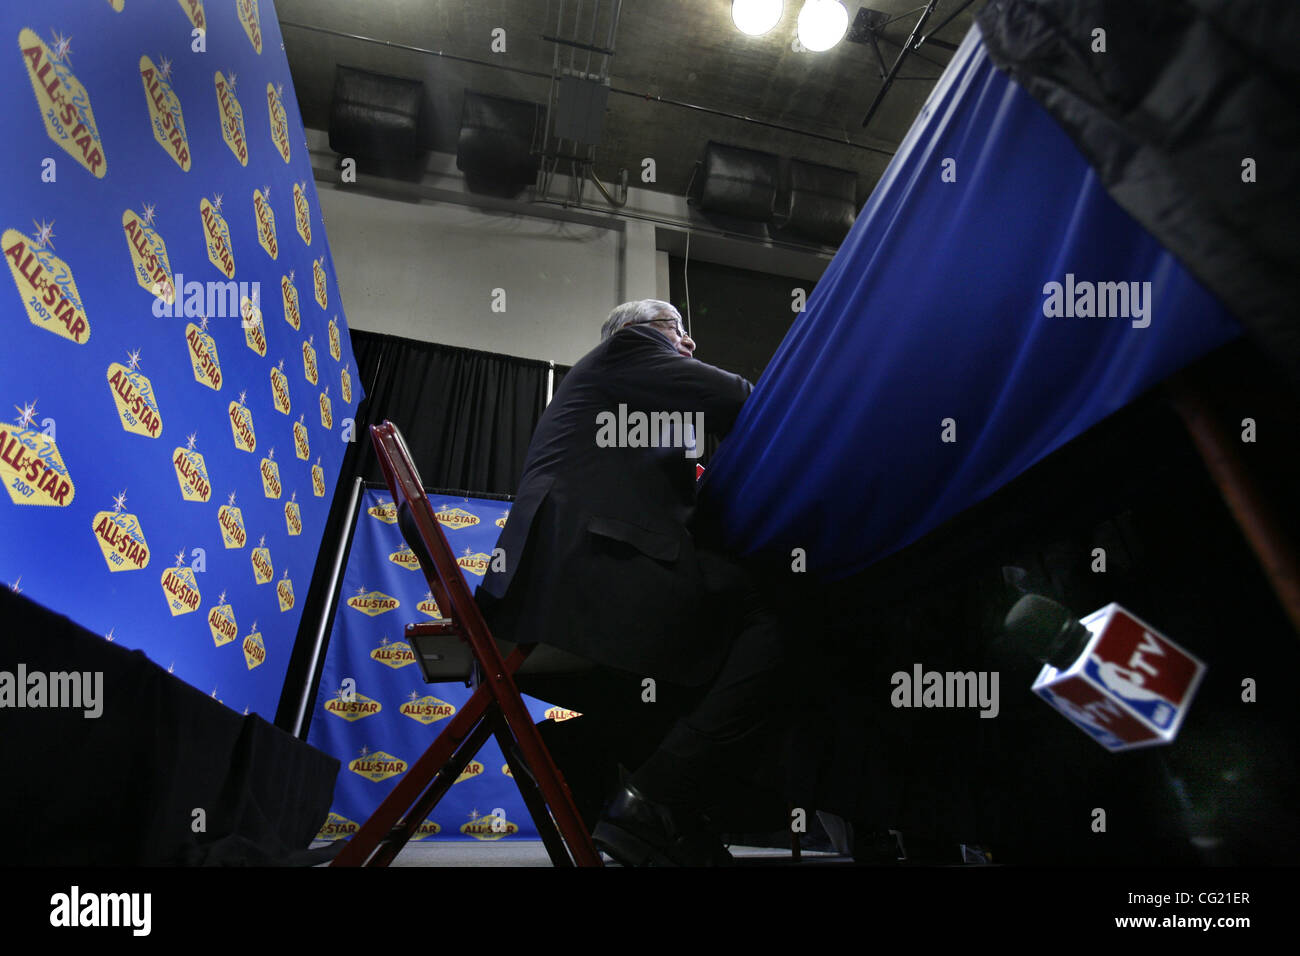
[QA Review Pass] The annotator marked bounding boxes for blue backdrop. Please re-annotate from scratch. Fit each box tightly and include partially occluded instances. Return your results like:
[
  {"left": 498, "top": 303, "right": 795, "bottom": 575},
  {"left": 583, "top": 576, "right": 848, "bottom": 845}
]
[
  {"left": 308, "top": 489, "right": 575, "bottom": 843},
  {"left": 0, "top": 1, "right": 362, "bottom": 717},
  {"left": 700, "top": 25, "right": 1243, "bottom": 581}
]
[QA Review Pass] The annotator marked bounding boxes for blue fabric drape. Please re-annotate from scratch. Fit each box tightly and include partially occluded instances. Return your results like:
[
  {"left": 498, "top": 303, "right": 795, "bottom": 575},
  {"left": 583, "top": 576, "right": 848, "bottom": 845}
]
[{"left": 699, "top": 25, "right": 1242, "bottom": 581}]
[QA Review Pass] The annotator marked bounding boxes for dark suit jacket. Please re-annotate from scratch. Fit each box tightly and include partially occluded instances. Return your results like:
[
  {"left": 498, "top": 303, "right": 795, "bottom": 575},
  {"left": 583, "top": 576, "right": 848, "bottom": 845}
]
[{"left": 476, "top": 324, "right": 753, "bottom": 686}]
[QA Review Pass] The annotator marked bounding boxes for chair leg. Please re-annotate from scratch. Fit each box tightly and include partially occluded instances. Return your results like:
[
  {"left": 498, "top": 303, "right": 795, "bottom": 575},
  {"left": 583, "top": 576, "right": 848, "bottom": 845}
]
[
  {"left": 369, "top": 716, "right": 498, "bottom": 867},
  {"left": 493, "top": 714, "right": 574, "bottom": 867},
  {"left": 492, "top": 669, "right": 604, "bottom": 866},
  {"left": 331, "top": 680, "right": 495, "bottom": 866}
]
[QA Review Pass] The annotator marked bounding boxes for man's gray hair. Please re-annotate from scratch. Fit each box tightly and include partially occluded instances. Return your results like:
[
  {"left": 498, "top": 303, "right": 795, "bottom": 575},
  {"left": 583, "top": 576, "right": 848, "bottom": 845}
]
[{"left": 601, "top": 299, "right": 678, "bottom": 341}]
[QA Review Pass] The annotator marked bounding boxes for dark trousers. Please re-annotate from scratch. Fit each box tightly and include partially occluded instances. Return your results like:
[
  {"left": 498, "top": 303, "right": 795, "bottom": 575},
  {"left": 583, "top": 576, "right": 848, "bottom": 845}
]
[{"left": 518, "top": 555, "right": 789, "bottom": 830}]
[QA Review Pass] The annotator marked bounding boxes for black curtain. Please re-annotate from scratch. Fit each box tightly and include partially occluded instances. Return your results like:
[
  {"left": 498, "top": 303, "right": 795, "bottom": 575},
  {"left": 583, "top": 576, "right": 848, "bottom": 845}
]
[
  {"left": 349, "top": 330, "right": 562, "bottom": 495},
  {"left": 276, "top": 329, "right": 569, "bottom": 730},
  {"left": 668, "top": 256, "right": 808, "bottom": 387},
  {"left": 2, "top": 588, "right": 339, "bottom": 864}
]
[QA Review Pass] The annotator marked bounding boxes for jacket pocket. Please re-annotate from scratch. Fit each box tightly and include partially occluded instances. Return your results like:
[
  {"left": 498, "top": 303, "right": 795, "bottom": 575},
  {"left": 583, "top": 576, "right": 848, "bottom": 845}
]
[{"left": 586, "top": 514, "right": 680, "bottom": 563}]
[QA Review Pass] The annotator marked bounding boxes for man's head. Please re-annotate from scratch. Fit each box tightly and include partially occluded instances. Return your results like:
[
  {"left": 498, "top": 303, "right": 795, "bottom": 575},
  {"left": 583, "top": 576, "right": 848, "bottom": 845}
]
[{"left": 601, "top": 299, "right": 696, "bottom": 357}]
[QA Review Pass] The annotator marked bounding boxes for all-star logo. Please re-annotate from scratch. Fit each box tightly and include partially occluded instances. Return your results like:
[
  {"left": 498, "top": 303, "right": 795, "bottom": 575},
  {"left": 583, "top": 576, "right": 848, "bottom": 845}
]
[
  {"left": 435, "top": 505, "right": 480, "bottom": 530},
  {"left": 293, "top": 413, "right": 310, "bottom": 460},
  {"left": 160, "top": 548, "right": 201, "bottom": 616},
  {"left": 218, "top": 490, "right": 247, "bottom": 548},
  {"left": 172, "top": 432, "right": 211, "bottom": 502},
  {"left": 416, "top": 591, "right": 444, "bottom": 619},
  {"left": 177, "top": 0, "right": 207, "bottom": 34},
  {"left": 106, "top": 349, "right": 162, "bottom": 438},
  {"left": 18, "top": 28, "right": 106, "bottom": 178},
  {"left": 388, "top": 543, "right": 421, "bottom": 571},
  {"left": 228, "top": 389, "right": 256, "bottom": 452},
  {"left": 456, "top": 547, "right": 492, "bottom": 577},
  {"left": 461, "top": 809, "right": 518, "bottom": 841},
  {"left": 316, "top": 812, "right": 359, "bottom": 841},
  {"left": 455, "top": 762, "right": 485, "bottom": 784},
  {"left": 545, "top": 707, "right": 583, "bottom": 723},
  {"left": 401, "top": 691, "right": 456, "bottom": 725},
  {"left": 251, "top": 534, "right": 273, "bottom": 584},
  {"left": 312, "top": 257, "right": 327, "bottom": 309},
  {"left": 259, "top": 446, "right": 281, "bottom": 498},
  {"left": 496, "top": 509, "right": 509, "bottom": 529},
  {"left": 311, "top": 456, "right": 325, "bottom": 497},
  {"left": 368, "top": 500, "right": 397, "bottom": 524},
  {"left": 293, "top": 181, "right": 311, "bottom": 246},
  {"left": 267, "top": 82, "right": 290, "bottom": 163},
  {"left": 328, "top": 316, "right": 341, "bottom": 361},
  {"left": 347, "top": 586, "right": 399, "bottom": 616},
  {"left": 302, "top": 334, "right": 318, "bottom": 385},
  {"left": 122, "top": 206, "right": 174, "bottom": 304},
  {"left": 214, "top": 70, "right": 247, "bottom": 165},
  {"left": 4, "top": 221, "right": 90, "bottom": 344},
  {"left": 253, "top": 186, "right": 277, "bottom": 259},
  {"left": 0, "top": 400, "right": 74, "bottom": 507},
  {"left": 199, "top": 195, "right": 235, "bottom": 278},
  {"left": 341, "top": 363, "right": 353, "bottom": 405},
  {"left": 320, "top": 385, "right": 333, "bottom": 429},
  {"left": 208, "top": 590, "right": 237, "bottom": 646},
  {"left": 242, "top": 619, "right": 266, "bottom": 669},
  {"left": 185, "top": 316, "right": 222, "bottom": 389},
  {"left": 325, "top": 688, "right": 381, "bottom": 722},
  {"left": 237, "top": 0, "right": 263, "bottom": 54},
  {"left": 369, "top": 636, "right": 416, "bottom": 669},
  {"left": 270, "top": 359, "right": 290, "bottom": 414},
  {"left": 349, "top": 746, "right": 407, "bottom": 782},
  {"left": 242, "top": 295, "right": 266, "bottom": 355},
  {"left": 91, "top": 490, "right": 150, "bottom": 571},
  {"left": 281, "top": 270, "right": 300, "bottom": 329},
  {"left": 276, "top": 568, "right": 294, "bottom": 611},
  {"left": 411, "top": 819, "right": 442, "bottom": 841},
  {"left": 139, "top": 54, "right": 191, "bottom": 171},
  {"left": 284, "top": 491, "right": 301, "bottom": 536}
]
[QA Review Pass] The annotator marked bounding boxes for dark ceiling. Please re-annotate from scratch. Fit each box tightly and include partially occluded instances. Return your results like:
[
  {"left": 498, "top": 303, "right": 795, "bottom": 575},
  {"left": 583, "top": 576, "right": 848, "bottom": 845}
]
[{"left": 276, "top": 0, "right": 982, "bottom": 203}]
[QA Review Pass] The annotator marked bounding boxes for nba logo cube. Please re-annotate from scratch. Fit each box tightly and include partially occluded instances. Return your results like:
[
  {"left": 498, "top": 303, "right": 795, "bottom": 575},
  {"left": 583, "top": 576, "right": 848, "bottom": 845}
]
[{"left": 1031, "top": 604, "right": 1206, "bottom": 752}]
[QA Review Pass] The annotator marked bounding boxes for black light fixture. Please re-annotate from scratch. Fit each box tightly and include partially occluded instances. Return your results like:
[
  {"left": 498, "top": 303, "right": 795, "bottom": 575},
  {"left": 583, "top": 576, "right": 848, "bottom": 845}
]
[{"left": 456, "top": 91, "right": 544, "bottom": 197}]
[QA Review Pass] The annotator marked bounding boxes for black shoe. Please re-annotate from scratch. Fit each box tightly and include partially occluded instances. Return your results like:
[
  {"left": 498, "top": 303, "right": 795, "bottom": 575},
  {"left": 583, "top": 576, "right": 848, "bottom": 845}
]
[{"left": 593, "top": 781, "right": 732, "bottom": 867}]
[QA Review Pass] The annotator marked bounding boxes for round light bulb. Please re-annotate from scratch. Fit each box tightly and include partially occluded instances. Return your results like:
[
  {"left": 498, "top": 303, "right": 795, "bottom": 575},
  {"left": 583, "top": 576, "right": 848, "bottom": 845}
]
[
  {"left": 732, "top": 0, "right": 784, "bottom": 37},
  {"left": 797, "top": 0, "right": 849, "bottom": 52}
]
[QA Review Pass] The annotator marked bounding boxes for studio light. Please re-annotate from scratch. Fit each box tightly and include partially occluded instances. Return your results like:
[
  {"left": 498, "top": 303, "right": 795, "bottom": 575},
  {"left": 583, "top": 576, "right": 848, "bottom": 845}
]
[
  {"left": 732, "top": 0, "right": 784, "bottom": 37},
  {"left": 797, "top": 0, "right": 849, "bottom": 52}
]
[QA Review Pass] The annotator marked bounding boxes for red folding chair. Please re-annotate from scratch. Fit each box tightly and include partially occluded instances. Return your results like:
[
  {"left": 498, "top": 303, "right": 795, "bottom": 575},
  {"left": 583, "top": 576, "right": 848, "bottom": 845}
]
[{"left": 330, "top": 421, "right": 602, "bottom": 866}]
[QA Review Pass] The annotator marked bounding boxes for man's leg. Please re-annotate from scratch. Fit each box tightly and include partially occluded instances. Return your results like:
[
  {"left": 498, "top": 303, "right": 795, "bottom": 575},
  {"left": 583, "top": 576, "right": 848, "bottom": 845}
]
[
  {"left": 630, "top": 584, "right": 785, "bottom": 812},
  {"left": 517, "top": 669, "right": 691, "bottom": 829},
  {"left": 597, "top": 565, "right": 789, "bottom": 863}
]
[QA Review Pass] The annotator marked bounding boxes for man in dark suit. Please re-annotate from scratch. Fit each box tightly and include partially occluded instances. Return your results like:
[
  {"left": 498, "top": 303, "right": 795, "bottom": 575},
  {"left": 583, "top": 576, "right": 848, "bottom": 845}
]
[{"left": 476, "top": 299, "right": 787, "bottom": 865}]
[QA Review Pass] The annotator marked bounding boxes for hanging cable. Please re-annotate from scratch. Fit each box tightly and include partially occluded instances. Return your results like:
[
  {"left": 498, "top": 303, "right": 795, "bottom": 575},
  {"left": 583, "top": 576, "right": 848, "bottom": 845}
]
[{"left": 683, "top": 230, "right": 692, "bottom": 336}]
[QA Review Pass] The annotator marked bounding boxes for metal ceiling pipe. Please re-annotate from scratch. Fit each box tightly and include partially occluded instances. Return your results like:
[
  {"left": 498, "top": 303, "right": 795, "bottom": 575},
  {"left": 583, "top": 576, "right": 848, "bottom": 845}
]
[{"left": 280, "top": 20, "right": 896, "bottom": 155}]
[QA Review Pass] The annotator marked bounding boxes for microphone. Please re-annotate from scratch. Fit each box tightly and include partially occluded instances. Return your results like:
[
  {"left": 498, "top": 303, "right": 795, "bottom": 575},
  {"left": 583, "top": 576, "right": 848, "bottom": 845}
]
[{"left": 1003, "top": 595, "right": 1207, "bottom": 751}]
